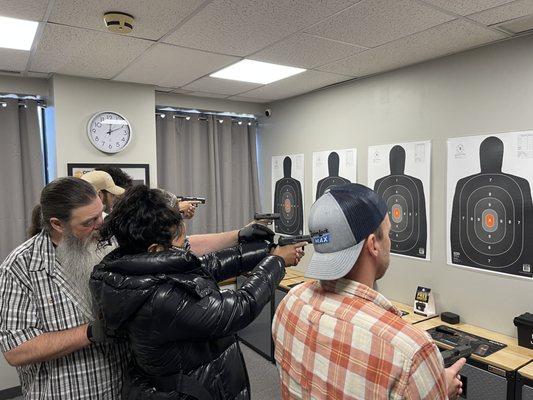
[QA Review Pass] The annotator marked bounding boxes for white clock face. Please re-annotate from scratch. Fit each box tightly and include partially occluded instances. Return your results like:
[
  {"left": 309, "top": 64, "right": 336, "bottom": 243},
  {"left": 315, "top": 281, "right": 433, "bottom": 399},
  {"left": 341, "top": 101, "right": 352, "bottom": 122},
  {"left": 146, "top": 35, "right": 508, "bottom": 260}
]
[{"left": 87, "top": 111, "right": 132, "bottom": 154}]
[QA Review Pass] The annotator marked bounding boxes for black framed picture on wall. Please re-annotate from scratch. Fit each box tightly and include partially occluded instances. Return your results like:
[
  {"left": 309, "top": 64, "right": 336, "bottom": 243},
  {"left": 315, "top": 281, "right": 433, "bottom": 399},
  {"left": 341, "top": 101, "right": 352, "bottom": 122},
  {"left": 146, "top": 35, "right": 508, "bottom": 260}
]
[{"left": 67, "top": 163, "right": 150, "bottom": 187}]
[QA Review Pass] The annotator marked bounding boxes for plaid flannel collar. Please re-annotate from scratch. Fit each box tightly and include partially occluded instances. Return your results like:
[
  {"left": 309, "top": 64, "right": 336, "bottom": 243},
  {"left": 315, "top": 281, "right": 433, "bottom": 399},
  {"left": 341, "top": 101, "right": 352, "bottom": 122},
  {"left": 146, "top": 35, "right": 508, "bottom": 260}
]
[{"left": 321, "top": 278, "right": 402, "bottom": 317}]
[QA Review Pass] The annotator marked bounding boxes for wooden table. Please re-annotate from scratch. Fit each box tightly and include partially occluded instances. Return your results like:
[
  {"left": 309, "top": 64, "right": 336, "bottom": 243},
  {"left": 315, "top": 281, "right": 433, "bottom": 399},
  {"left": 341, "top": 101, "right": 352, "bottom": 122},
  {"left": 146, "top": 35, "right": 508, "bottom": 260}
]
[
  {"left": 520, "top": 362, "right": 533, "bottom": 381},
  {"left": 390, "top": 301, "right": 437, "bottom": 325},
  {"left": 416, "top": 317, "right": 533, "bottom": 372}
]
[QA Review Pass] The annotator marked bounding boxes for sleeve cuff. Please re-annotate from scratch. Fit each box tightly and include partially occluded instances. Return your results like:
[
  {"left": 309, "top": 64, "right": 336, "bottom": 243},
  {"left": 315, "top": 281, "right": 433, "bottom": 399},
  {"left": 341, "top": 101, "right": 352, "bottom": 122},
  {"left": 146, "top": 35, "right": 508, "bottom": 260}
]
[{"left": 0, "top": 328, "right": 43, "bottom": 353}]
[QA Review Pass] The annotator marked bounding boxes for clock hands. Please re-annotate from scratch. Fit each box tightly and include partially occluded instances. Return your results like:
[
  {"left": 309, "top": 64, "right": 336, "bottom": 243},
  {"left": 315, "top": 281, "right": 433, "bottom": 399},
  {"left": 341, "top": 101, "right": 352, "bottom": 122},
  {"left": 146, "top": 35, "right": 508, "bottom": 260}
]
[{"left": 105, "top": 125, "right": 126, "bottom": 135}]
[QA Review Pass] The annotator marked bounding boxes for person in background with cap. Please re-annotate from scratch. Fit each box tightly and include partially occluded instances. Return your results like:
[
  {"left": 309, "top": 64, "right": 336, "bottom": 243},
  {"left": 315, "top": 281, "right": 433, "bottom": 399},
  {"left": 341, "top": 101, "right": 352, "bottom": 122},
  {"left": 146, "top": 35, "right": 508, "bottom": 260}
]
[
  {"left": 81, "top": 170, "right": 125, "bottom": 214},
  {"left": 272, "top": 183, "right": 465, "bottom": 400},
  {"left": 158, "top": 188, "right": 277, "bottom": 256}
]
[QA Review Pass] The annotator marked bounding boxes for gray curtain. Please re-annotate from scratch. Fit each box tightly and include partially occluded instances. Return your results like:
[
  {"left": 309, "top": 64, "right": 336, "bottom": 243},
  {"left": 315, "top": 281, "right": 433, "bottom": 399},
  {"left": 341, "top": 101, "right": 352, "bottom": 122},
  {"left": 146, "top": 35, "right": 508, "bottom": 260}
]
[
  {"left": 156, "top": 113, "right": 261, "bottom": 234},
  {"left": 0, "top": 99, "right": 45, "bottom": 260}
]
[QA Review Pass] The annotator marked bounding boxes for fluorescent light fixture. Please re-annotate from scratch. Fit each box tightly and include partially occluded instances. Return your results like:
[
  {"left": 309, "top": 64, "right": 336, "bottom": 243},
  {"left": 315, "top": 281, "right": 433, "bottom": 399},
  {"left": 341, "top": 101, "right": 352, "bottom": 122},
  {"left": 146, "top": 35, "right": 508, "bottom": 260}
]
[
  {"left": 0, "top": 15, "right": 38, "bottom": 51},
  {"left": 210, "top": 59, "right": 305, "bottom": 85}
]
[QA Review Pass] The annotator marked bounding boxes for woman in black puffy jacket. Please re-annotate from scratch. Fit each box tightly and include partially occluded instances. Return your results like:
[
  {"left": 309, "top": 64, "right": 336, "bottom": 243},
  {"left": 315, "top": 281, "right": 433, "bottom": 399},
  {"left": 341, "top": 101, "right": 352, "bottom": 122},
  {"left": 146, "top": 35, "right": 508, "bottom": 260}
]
[{"left": 90, "top": 185, "right": 305, "bottom": 400}]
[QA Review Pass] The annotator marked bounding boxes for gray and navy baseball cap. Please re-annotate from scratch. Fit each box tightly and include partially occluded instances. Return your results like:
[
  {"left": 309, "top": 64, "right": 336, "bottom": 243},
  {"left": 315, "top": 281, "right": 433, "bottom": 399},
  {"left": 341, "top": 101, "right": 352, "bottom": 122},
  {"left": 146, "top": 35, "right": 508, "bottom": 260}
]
[{"left": 306, "top": 183, "right": 387, "bottom": 280}]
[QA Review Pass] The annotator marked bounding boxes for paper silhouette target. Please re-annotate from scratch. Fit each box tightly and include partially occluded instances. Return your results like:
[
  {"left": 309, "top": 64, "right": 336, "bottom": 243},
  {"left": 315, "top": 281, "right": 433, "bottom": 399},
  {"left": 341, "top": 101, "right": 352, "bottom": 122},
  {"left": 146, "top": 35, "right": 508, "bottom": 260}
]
[
  {"left": 313, "top": 149, "right": 356, "bottom": 201},
  {"left": 448, "top": 133, "right": 533, "bottom": 278},
  {"left": 368, "top": 141, "right": 431, "bottom": 260},
  {"left": 272, "top": 154, "right": 304, "bottom": 235}
]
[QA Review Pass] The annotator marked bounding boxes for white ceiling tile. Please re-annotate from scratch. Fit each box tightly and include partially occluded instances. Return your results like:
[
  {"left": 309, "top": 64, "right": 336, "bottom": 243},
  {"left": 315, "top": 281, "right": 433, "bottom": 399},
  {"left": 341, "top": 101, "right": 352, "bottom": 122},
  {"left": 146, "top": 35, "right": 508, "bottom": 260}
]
[
  {"left": 188, "top": 91, "right": 229, "bottom": 99},
  {"left": 0, "top": 0, "right": 49, "bottom": 21},
  {"left": 163, "top": 0, "right": 358, "bottom": 56},
  {"left": 227, "top": 95, "right": 272, "bottom": 103},
  {"left": 113, "top": 43, "right": 238, "bottom": 87},
  {"left": 183, "top": 77, "right": 262, "bottom": 95},
  {"left": 318, "top": 19, "right": 506, "bottom": 77},
  {"left": 422, "top": 0, "right": 515, "bottom": 16},
  {"left": 48, "top": 0, "right": 206, "bottom": 40},
  {"left": 0, "top": 48, "right": 30, "bottom": 71},
  {"left": 251, "top": 33, "right": 366, "bottom": 69},
  {"left": 468, "top": 0, "right": 533, "bottom": 25},
  {"left": 241, "top": 70, "right": 350, "bottom": 100},
  {"left": 305, "top": 0, "right": 453, "bottom": 48},
  {"left": 30, "top": 24, "right": 152, "bottom": 78}
]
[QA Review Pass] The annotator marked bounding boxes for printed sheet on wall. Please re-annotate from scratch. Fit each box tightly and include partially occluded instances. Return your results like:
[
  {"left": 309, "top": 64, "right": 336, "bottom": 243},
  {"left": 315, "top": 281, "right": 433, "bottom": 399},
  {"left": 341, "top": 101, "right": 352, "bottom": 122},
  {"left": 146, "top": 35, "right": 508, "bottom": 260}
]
[
  {"left": 272, "top": 154, "right": 305, "bottom": 236},
  {"left": 312, "top": 148, "right": 357, "bottom": 201},
  {"left": 368, "top": 141, "right": 431, "bottom": 261},
  {"left": 447, "top": 131, "right": 533, "bottom": 279}
]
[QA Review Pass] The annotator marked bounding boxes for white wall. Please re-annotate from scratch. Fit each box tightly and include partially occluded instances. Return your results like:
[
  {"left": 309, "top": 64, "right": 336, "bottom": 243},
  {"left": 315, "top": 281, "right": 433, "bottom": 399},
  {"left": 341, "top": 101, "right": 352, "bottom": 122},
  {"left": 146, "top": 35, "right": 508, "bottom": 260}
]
[
  {"left": 258, "top": 34, "right": 533, "bottom": 338},
  {"left": 0, "top": 75, "right": 48, "bottom": 98},
  {"left": 51, "top": 75, "right": 158, "bottom": 185}
]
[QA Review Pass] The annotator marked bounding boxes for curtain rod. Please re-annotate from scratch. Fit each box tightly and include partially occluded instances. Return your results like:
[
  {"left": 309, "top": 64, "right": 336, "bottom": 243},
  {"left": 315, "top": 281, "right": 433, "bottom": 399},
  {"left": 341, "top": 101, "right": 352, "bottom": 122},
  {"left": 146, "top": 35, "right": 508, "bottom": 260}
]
[
  {"left": 155, "top": 106, "right": 256, "bottom": 119},
  {"left": 0, "top": 94, "right": 47, "bottom": 107}
]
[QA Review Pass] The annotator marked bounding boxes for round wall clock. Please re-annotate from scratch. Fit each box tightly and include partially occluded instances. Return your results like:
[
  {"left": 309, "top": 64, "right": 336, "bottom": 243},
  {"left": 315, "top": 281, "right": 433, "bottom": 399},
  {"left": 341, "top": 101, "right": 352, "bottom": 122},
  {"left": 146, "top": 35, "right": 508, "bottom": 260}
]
[{"left": 87, "top": 111, "right": 132, "bottom": 154}]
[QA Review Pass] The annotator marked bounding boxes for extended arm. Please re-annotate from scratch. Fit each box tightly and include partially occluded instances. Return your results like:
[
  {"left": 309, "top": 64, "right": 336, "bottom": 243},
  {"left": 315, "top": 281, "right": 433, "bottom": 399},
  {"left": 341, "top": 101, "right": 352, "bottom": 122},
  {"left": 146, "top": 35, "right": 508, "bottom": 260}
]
[
  {"left": 188, "top": 230, "right": 239, "bottom": 256},
  {"left": 159, "top": 254, "right": 285, "bottom": 341}
]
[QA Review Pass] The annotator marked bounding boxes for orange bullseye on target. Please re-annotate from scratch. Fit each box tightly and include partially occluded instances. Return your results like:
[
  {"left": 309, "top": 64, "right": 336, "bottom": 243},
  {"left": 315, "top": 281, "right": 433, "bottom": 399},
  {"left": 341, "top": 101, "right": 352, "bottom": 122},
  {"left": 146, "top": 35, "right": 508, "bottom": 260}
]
[
  {"left": 283, "top": 198, "right": 292, "bottom": 214},
  {"left": 486, "top": 214, "right": 494, "bottom": 228}
]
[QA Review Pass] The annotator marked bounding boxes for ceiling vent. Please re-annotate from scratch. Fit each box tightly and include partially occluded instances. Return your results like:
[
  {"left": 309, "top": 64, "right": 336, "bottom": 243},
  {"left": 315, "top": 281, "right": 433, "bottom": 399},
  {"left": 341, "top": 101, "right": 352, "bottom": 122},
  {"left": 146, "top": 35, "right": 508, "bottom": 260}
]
[
  {"left": 103, "top": 12, "right": 134, "bottom": 34},
  {"left": 492, "top": 13, "right": 533, "bottom": 35}
]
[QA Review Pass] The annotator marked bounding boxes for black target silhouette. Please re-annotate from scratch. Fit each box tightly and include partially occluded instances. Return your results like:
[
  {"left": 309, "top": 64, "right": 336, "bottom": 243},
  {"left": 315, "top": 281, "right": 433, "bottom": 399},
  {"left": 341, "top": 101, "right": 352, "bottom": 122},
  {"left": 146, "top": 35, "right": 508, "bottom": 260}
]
[
  {"left": 316, "top": 152, "right": 351, "bottom": 200},
  {"left": 374, "top": 145, "right": 427, "bottom": 258},
  {"left": 450, "top": 136, "right": 533, "bottom": 277},
  {"left": 274, "top": 156, "right": 303, "bottom": 235}
]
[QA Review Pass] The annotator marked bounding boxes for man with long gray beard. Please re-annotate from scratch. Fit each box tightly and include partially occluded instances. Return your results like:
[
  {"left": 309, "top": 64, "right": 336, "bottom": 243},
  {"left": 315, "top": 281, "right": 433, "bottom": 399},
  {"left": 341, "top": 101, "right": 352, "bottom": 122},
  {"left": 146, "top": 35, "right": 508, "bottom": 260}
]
[{"left": 0, "top": 177, "right": 129, "bottom": 399}]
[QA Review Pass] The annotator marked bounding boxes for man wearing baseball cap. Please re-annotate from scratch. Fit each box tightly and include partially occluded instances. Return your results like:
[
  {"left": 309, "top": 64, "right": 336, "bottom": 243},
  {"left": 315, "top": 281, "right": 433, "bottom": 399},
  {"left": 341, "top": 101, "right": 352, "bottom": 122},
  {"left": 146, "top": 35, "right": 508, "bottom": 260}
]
[
  {"left": 272, "top": 183, "right": 465, "bottom": 399},
  {"left": 81, "top": 170, "right": 125, "bottom": 214}
]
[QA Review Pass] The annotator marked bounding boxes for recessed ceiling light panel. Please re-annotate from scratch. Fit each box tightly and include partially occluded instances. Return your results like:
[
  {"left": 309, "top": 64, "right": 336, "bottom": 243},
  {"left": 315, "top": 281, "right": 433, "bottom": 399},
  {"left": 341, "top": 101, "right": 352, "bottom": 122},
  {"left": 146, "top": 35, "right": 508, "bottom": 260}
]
[
  {"left": 210, "top": 60, "right": 305, "bottom": 85},
  {"left": 0, "top": 16, "right": 38, "bottom": 51}
]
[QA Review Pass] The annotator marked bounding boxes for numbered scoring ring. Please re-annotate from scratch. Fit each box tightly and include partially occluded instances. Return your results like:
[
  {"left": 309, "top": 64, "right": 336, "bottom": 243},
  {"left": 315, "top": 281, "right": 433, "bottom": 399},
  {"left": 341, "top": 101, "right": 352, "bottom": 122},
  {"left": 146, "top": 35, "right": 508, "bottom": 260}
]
[
  {"left": 458, "top": 175, "right": 525, "bottom": 268},
  {"left": 376, "top": 176, "right": 421, "bottom": 253}
]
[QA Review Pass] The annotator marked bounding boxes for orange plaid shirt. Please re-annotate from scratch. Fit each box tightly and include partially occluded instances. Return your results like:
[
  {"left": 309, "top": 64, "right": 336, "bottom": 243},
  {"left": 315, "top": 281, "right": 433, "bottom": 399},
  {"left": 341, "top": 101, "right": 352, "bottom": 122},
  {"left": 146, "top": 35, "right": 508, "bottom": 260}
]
[{"left": 272, "top": 279, "right": 448, "bottom": 399}]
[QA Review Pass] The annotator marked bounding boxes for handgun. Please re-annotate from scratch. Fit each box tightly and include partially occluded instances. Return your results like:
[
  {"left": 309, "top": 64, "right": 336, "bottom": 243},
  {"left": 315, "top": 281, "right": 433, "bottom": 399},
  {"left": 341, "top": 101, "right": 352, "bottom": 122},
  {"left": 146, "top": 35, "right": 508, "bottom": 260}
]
[
  {"left": 441, "top": 344, "right": 472, "bottom": 368},
  {"left": 178, "top": 196, "right": 206, "bottom": 204},
  {"left": 254, "top": 212, "right": 280, "bottom": 221},
  {"left": 278, "top": 235, "right": 312, "bottom": 246}
]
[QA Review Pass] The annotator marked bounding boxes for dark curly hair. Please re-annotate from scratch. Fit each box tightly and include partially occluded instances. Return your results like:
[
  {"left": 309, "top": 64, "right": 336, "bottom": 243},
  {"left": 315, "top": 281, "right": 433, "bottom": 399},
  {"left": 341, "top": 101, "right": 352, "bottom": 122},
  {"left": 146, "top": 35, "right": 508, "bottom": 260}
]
[{"left": 99, "top": 185, "right": 183, "bottom": 254}]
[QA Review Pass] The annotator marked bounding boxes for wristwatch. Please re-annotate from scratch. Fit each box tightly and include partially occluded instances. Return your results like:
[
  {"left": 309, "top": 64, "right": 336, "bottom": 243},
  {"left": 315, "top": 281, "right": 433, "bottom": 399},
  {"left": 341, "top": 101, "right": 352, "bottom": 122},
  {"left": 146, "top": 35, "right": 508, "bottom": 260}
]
[{"left": 86, "top": 322, "right": 95, "bottom": 343}]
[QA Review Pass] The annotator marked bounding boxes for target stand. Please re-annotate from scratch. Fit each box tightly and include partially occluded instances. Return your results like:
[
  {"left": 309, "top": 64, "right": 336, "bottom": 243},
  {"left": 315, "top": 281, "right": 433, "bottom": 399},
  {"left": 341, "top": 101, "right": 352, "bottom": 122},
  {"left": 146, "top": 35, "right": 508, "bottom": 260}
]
[
  {"left": 374, "top": 175, "right": 427, "bottom": 258},
  {"left": 450, "top": 173, "right": 533, "bottom": 277}
]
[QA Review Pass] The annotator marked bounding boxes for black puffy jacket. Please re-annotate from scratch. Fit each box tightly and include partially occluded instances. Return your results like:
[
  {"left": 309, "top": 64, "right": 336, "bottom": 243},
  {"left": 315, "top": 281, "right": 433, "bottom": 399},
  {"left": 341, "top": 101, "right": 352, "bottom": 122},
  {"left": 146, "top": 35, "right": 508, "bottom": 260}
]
[{"left": 90, "top": 242, "right": 285, "bottom": 400}]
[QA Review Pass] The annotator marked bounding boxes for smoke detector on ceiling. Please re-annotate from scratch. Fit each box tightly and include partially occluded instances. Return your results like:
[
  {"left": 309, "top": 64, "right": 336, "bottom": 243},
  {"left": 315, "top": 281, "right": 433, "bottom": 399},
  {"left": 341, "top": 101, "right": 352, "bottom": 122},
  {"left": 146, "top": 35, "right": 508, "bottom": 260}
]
[{"left": 103, "top": 12, "right": 134, "bottom": 34}]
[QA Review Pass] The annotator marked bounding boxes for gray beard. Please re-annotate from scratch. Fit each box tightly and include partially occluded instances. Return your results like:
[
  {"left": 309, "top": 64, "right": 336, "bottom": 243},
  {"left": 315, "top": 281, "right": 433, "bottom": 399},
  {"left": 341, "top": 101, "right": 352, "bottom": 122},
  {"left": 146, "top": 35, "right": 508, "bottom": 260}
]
[{"left": 55, "top": 230, "right": 107, "bottom": 311}]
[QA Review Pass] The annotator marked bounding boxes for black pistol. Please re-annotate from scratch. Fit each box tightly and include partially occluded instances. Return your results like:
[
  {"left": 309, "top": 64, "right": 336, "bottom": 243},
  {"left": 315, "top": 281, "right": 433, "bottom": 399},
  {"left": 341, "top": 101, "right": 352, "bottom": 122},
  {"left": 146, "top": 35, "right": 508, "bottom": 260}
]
[
  {"left": 254, "top": 212, "right": 280, "bottom": 221},
  {"left": 278, "top": 235, "right": 312, "bottom": 246},
  {"left": 441, "top": 344, "right": 472, "bottom": 368},
  {"left": 178, "top": 196, "right": 206, "bottom": 204}
]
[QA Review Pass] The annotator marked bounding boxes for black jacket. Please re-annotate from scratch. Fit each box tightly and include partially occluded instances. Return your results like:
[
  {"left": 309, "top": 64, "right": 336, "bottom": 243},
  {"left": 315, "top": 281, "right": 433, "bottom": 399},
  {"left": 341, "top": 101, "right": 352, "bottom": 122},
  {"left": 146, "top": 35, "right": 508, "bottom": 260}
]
[{"left": 90, "top": 242, "right": 285, "bottom": 400}]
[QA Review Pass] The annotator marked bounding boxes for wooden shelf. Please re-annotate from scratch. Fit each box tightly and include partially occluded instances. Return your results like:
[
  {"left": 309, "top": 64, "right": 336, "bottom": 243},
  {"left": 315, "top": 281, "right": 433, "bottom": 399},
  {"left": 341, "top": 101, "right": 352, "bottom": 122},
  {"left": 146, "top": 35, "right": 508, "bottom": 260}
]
[{"left": 415, "top": 317, "right": 533, "bottom": 371}]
